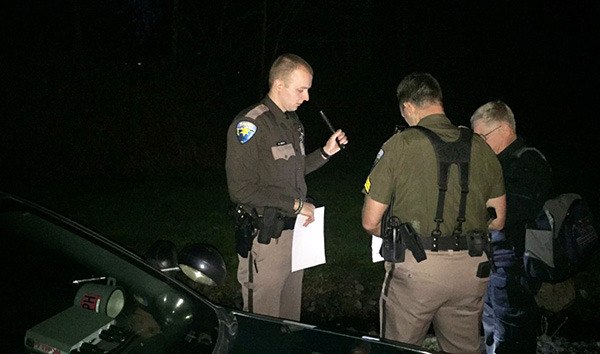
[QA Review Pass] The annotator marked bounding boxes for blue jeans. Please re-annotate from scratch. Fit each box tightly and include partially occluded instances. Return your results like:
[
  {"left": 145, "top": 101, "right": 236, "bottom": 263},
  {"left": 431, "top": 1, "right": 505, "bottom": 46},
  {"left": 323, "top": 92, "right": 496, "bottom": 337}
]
[{"left": 482, "top": 248, "right": 541, "bottom": 354}]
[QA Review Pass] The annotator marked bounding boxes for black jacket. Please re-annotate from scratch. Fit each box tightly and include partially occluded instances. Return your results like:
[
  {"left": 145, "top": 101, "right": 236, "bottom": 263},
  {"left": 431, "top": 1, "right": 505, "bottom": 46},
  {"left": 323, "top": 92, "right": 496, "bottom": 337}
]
[{"left": 498, "top": 136, "right": 552, "bottom": 257}]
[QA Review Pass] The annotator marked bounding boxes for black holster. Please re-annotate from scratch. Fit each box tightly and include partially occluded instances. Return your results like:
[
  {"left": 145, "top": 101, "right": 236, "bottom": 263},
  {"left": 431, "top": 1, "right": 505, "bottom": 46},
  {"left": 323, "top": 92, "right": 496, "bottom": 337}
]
[
  {"left": 233, "top": 205, "right": 258, "bottom": 258},
  {"left": 257, "top": 207, "right": 284, "bottom": 244},
  {"left": 381, "top": 217, "right": 427, "bottom": 263},
  {"left": 380, "top": 218, "right": 406, "bottom": 262}
]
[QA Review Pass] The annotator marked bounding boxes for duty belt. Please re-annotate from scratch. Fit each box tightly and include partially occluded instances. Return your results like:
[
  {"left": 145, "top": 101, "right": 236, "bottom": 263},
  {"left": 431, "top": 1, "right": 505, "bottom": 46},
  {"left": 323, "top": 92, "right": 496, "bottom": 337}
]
[{"left": 421, "top": 235, "right": 469, "bottom": 251}]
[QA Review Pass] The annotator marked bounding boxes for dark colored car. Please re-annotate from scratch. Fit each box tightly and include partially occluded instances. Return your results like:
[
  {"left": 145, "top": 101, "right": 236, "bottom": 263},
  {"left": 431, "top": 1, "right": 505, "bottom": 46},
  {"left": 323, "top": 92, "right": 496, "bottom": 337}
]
[{"left": 1, "top": 192, "right": 434, "bottom": 353}]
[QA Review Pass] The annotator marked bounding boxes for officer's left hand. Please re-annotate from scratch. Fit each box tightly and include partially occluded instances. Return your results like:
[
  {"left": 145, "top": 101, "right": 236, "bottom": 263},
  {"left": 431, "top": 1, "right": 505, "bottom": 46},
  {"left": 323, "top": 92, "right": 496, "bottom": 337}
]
[
  {"left": 299, "top": 202, "right": 316, "bottom": 226},
  {"left": 323, "top": 129, "right": 348, "bottom": 156}
]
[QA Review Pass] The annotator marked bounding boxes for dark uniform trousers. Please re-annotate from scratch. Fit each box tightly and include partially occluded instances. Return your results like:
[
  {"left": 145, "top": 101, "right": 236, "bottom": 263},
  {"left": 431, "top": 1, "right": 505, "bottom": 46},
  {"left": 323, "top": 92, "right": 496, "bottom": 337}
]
[
  {"left": 380, "top": 250, "right": 488, "bottom": 354},
  {"left": 237, "top": 230, "right": 303, "bottom": 321}
]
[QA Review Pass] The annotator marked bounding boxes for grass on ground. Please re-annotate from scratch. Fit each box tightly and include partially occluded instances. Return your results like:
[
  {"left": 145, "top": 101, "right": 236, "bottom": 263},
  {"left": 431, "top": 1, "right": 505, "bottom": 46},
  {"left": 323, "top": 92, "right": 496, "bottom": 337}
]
[{"left": 3, "top": 157, "right": 600, "bottom": 349}]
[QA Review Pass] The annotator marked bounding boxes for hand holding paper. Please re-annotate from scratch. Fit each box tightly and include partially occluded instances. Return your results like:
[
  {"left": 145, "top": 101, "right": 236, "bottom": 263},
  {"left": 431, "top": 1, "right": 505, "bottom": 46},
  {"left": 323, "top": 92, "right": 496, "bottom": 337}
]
[{"left": 292, "top": 207, "right": 326, "bottom": 272}]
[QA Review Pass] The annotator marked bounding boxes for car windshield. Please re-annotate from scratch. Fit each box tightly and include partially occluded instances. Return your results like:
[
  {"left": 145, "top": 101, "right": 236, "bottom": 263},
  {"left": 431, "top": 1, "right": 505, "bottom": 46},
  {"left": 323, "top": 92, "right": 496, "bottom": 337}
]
[{"left": 2, "top": 196, "right": 221, "bottom": 353}]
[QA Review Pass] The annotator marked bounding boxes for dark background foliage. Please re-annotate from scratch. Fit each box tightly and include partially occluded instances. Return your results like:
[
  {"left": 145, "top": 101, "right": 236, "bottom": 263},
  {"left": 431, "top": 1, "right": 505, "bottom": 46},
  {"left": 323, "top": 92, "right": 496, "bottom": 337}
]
[
  {"left": 4, "top": 1, "right": 599, "bottom": 203},
  {"left": 2, "top": 0, "right": 600, "bottom": 346}
]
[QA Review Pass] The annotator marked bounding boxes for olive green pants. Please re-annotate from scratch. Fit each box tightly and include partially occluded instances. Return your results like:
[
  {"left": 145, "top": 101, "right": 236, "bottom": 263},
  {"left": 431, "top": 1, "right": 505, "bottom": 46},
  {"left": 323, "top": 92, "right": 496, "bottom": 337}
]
[{"left": 237, "top": 229, "right": 303, "bottom": 321}]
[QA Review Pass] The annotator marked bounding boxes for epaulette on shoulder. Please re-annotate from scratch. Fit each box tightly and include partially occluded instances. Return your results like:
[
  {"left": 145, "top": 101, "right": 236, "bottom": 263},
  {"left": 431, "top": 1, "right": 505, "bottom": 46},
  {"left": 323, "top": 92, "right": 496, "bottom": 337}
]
[{"left": 245, "top": 104, "right": 269, "bottom": 120}]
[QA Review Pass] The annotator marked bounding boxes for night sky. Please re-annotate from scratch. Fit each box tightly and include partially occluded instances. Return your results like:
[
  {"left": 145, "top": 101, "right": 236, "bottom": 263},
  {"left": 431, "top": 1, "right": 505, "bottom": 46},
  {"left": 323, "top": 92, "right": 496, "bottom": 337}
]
[{"left": 3, "top": 1, "right": 600, "bottom": 212}]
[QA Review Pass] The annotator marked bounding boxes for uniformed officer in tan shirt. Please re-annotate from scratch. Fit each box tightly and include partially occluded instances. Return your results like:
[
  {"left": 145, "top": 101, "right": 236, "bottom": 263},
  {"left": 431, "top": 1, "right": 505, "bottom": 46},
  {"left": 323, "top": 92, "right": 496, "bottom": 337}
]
[{"left": 226, "top": 53, "right": 347, "bottom": 321}]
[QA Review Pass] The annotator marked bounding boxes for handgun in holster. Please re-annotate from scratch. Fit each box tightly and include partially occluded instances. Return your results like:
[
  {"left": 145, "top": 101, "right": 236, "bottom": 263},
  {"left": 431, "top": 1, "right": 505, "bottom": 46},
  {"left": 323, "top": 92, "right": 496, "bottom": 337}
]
[
  {"left": 380, "top": 216, "right": 427, "bottom": 263},
  {"left": 256, "top": 207, "right": 285, "bottom": 244},
  {"left": 380, "top": 216, "right": 406, "bottom": 262},
  {"left": 232, "top": 205, "right": 258, "bottom": 258}
]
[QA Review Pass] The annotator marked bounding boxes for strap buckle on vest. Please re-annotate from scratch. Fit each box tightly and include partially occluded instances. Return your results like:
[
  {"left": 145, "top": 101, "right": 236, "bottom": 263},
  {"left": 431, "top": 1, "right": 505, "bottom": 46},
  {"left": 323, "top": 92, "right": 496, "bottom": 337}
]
[{"left": 430, "top": 229, "right": 442, "bottom": 252}]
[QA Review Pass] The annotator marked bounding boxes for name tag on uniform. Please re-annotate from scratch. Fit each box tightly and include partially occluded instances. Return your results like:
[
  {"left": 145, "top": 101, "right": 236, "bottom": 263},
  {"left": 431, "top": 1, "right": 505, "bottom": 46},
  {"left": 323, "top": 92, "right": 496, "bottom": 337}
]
[{"left": 271, "top": 143, "right": 295, "bottom": 160}]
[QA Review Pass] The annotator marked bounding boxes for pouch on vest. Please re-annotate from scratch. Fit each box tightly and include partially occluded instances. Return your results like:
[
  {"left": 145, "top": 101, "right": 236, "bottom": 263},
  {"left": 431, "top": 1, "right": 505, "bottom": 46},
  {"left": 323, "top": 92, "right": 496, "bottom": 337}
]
[{"left": 467, "top": 230, "right": 490, "bottom": 257}]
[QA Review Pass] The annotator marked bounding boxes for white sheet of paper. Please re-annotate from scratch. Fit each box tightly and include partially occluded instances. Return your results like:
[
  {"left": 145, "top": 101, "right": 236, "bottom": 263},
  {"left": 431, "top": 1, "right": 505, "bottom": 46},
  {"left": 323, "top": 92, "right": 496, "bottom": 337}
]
[
  {"left": 371, "top": 235, "right": 384, "bottom": 263},
  {"left": 292, "top": 206, "right": 326, "bottom": 272}
]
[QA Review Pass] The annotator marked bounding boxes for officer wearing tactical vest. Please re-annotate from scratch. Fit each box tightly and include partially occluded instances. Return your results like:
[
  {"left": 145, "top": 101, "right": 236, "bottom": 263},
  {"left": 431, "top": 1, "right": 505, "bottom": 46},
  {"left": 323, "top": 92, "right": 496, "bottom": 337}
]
[
  {"left": 225, "top": 53, "right": 347, "bottom": 321},
  {"left": 362, "top": 72, "right": 506, "bottom": 354}
]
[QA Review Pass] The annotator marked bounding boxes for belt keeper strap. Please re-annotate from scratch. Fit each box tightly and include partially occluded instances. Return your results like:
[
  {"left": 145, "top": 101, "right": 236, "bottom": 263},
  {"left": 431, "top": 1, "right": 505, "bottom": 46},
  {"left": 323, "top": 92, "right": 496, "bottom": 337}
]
[{"left": 422, "top": 236, "right": 469, "bottom": 251}]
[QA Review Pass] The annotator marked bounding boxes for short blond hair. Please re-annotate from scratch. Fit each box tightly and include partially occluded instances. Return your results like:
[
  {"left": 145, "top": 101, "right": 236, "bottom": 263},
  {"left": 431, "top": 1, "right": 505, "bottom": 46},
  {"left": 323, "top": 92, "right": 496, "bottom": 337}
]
[{"left": 268, "top": 53, "right": 313, "bottom": 88}]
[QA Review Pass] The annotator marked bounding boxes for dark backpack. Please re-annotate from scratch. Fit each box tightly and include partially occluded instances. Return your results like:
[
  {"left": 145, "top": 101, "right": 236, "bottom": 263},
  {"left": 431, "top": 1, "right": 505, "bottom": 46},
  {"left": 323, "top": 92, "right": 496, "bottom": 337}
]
[{"left": 524, "top": 193, "right": 600, "bottom": 283}]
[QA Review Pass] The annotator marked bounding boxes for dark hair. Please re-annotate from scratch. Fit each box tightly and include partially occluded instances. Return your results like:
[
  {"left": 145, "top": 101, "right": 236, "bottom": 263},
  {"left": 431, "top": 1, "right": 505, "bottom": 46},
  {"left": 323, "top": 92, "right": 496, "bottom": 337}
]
[{"left": 396, "top": 72, "right": 443, "bottom": 107}]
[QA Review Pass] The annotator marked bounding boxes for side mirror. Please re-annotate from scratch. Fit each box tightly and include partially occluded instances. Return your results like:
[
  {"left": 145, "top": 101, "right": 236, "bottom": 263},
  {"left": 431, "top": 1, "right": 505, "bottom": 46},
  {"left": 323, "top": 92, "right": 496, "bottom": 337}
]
[{"left": 145, "top": 240, "right": 227, "bottom": 286}]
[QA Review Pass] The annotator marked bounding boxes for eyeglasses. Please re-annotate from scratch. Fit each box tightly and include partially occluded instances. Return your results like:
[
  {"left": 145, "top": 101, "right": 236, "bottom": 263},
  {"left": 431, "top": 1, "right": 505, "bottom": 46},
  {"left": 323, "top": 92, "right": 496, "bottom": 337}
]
[{"left": 479, "top": 125, "right": 501, "bottom": 141}]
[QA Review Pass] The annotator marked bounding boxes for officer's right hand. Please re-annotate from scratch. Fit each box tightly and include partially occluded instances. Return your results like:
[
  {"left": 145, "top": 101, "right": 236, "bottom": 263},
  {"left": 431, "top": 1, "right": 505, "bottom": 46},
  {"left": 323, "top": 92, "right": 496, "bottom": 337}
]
[
  {"left": 299, "top": 202, "right": 315, "bottom": 226},
  {"left": 324, "top": 129, "right": 348, "bottom": 155}
]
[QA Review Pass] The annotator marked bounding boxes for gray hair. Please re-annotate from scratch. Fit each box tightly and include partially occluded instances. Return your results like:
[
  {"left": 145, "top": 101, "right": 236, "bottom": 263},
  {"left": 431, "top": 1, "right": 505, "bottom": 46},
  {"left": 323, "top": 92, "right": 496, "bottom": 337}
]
[{"left": 470, "top": 100, "right": 516, "bottom": 131}]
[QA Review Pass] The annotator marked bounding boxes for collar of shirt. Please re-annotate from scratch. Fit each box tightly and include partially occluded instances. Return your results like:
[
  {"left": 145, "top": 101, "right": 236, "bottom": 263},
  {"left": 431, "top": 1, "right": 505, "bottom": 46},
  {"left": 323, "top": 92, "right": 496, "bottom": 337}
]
[
  {"left": 498, "top": 136, "right": 526, "bottom": 161},
  {"left": 262, "top": 96, "right": 288, "bottom": 122},
  {"left": 417, "top": 114, "right": 453, "bottom": 129}
]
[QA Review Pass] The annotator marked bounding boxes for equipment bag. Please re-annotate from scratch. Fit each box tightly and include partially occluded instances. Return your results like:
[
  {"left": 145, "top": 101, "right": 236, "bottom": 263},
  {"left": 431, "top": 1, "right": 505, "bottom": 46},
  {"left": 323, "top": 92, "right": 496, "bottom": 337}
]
[{"left": 524, "top": 193, "right": 599, "bottom": 283}]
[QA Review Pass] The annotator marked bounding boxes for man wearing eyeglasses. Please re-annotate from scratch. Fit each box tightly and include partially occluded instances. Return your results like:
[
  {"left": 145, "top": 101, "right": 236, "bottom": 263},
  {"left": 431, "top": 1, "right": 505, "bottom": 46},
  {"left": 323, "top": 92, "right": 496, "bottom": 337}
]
[
  {"left": 362, "top": 73, "right": 506, "bottom": 354},
  {"left": 471, "top": 100, "right": 552, "bottom": 354}
]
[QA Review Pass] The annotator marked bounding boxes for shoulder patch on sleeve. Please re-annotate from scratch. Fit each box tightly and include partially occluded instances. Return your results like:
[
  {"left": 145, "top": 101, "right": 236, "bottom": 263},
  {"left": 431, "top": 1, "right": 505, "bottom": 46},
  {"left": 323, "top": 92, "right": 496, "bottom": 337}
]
[
  {"left": 236, "top": 121, "right": 257, "bottom": 144},
  {"left": 245, "top": 104, "right": 269, "bottom": 119},
  {"left": 364, "top": 176, "right": 371, "bottom": 193},
  {"left": 368, "top": 148, "right": 385, "bottom": 172}
]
